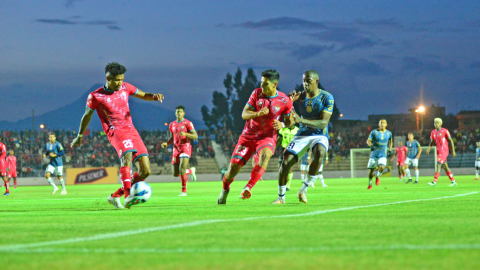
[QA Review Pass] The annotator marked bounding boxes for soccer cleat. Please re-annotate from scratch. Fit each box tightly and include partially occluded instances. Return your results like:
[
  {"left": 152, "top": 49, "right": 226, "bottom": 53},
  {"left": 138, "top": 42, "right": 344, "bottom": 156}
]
[
  {"left": 270, "top": 197, "right": 285, "bottom": 204},
  {"left": 475, "top": 177, "right": 478, "bottom": 180},
  {"left": 191, "top": 167, "right": 197, "bottom": 182},
  {"left": 178, "top": 192, "right": 187, "bottom": 196},
  {"left": 311, "top": 183, "right": 316, "bottom": 188},
  {"left": 107, "top": 195, "right": 124, "bottom": 209},
  {"left": 239, "top": 186, "right": 251, "bottom": 200},
  {"left": 376, "top": 178, "right": 380, "bottom": 186},
  {"left": 297, "top": 191, "right": 307, "bottom": 204},
  {"left": 3, "top": 192, "right": 9, "bottom": 196},
  {"left": 51, "top": 186, "right": 59, "bottom": 195},
  {"left": 286, "top": 188, "right": 290, "bottom": 191},
  {"left": 322, "top": 184, "right": 328, "bottom": 188},
  {"left": 406, "top": 179, "right": 412, "bottom": 184},
  {"left": 427, "top": 182, "right": 436, "bottom": 186},
  {"left": 217, "top": 189, "right": 229, "bottom": 204},
  {"left": 61, "top": 189, "right": 67, "bottom": 195},
  {"left": 448, "top": 182, "right": 457, "bottom": 187},
  {"left": 413, "top": 181, "right": 418, "bottom": 184},
  {"left": 367, "top": 185, "right": 372, "bottom": 190},
  {"left": 124, "top": 194, "right": 141, "bottom": 208}
]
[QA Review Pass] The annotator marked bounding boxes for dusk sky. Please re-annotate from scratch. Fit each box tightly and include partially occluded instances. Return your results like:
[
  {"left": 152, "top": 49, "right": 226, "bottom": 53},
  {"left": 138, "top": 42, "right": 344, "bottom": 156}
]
[{"left": 1, "top": 0, "right": 479, "bottom": 124}]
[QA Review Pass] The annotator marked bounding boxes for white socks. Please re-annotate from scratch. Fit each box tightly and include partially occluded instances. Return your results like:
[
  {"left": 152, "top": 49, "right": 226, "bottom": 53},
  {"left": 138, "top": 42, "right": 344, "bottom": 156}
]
[
  {"left": 59, "top": 178, "right": 66, "bottom": 190},
  {"left": 369, "top": 180, "right": 373, "bottom": 186},
  {"left": 405, "top": 168, "right": 411, "bottom": 179},
  {"left": 300, "top": 175, "right": 317, "bottom": 192},
  {"left": 415, "top": 170, "right": 419, "bottom": 182},
  {"left": 47, "top": 178, "right": 57, "bottom": 188},
  {"left": 278, "top": 185, "right": 287, "bottom": 198},
  {"left": 318, "top": 175, "right": 325, "bottom": 186}
]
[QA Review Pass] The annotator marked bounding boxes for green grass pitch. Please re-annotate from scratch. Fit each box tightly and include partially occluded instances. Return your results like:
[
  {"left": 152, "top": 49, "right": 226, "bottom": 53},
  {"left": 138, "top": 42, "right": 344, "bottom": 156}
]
[{"left": 1, "top": 175, "right": 480, "bottom": 270}]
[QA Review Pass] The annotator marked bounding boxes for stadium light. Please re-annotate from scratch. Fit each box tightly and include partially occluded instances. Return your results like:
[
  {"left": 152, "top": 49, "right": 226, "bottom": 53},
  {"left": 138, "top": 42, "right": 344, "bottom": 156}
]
[
  {"left": 340, "top": 114, "right": 343, "bottom": 118},
  {"left": 40, "top": 124, "right": 45, "bottom": 129},
  {"left": 418, "top": 106, "right": 425, "bottom": 113},
  {"left": 164, "top": 123, "right": 168, "bottom": 126}
]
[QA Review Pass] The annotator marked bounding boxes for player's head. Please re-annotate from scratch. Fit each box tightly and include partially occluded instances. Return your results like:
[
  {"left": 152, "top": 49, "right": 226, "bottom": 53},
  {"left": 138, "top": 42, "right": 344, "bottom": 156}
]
[
  {"left": 303, "top": 70, "right": 320, "bottom": 93},
  {"left": 398, "top": 140, "right": 403, "bottom": 146},
  {"left": 434, "top": 118, "right": 443, "bottom": 129},
  {"left": 477, "top": 141, "right": 480, "bottom": 148},
  {"left": 175, "top": 105, "right": 185, "bottom": 121},
  {"left": 49, "top": 132, "right": 56, "bottom": 143},
  {"left": 9, "top": 149, "right": 14, "bottom": 156},
  {"left": 379, "top": 119, "right": 387, "bottom": 129},
  {"left": 105, "top": 62, "right": 127, "bottom": 91},
  {"left": 408, "top": 132, "right": 414, "bottom": 140},
  {"left": 260, "top": 69, "right": 279, "bottom": 94}
]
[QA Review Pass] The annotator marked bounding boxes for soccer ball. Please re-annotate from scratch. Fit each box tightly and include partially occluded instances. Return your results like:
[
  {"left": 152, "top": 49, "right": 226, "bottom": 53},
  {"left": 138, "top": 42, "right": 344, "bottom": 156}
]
[{"left": 130, "top": 181, "right": 152, "bottom": 203}]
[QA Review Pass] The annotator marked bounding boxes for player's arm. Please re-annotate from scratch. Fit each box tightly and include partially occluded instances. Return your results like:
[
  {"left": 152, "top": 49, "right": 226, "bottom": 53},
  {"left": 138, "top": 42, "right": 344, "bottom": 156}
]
[
  {"left": 71, "top": 107, "right": 94, "bottom": 147},
  {"left": 161, "top": 133, "right": 174, "bottom": 148},
  {"left": 448, "top": 137, "right": 456, "bottom": 157},
  {"left": 134, "top": 89, "right": 164, "bottom": 102},
  {"left": 426, "top": 140, "right": 435, "bottom": 154},
  {"left": 390, "top": 149, "right": 397, "bottom": 161},
  {"left": 276, "top": 133, "right": 283, "bottom": 149},
  {"left": 242, "top": 104, "right": 268, "bottom": 120},
  {"left": 294, "top": 110, "right": 332, "bottom": 130},
  {"left": 179, "top": 130, "right": 198, "bottom": 140},
  {"left": 389, "top": 138, "right": 393, "bottom": 151},
  {"left": 416, "top": 143, "right": 422, "bottom": 159}
]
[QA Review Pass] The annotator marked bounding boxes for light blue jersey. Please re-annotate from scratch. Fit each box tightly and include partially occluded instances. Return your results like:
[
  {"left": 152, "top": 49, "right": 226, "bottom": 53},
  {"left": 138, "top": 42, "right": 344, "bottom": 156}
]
[
  {"left": 368, "top": 129, "right": 392, "bottom": 159},
  {"left": 46, "top": 141, "right": 64, "bottom": 167},
  {"left": 406, "top": 139, "right": 421, "bottom": 159},
  {"left": 293, "top": 90, "right": 334, "bottom": 138},
  {"left": 476, "top": 148, "right": 480, "bottom": 161},
  {"left": 300, "top": 152, "right": 309, "bottom": 165}
]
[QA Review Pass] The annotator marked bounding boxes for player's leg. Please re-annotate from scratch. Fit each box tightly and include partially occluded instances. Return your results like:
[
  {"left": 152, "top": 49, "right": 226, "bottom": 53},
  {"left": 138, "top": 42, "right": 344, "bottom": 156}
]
[
  {"left": 413, "top": 165, "right": 419, "bottom": 183},
  {"left": 178, "top": 157, "right": 190, "bottom": 196},
  {"left": 397, "top": 164, "right": 402, "bottom": 181},
  {"left": 241, "top": 138, "right": 274, "bottom": 199},
  {"left": 443, "top": 162, "right": 457, "bottom": 186},
  {"left": 405, "top": 161, "right": 412, "bottom": 183},
  {"left": 13, "top": 176, "right": 17, "bottom": 190},
  {"left": 286, "top": 166, "right": 294, "bottom": 190},
  {"left": 476, "top": 161, "right": 479, "bottom": 180},
  {"left": 55, "top": 166, "right": 66, "bottom": 195},
  {"left": 297, "top": 138, "right": 328, "bottom": 204},
  {"left": 44, "top": 167, "right": 58, "bottom": 195},
  {"left": 429, "top": 162, "right": 443, "bottom": 186},
  {"left": 318, "top": 163, "right": 327, "bottom": 188},
  {"left": 367, "top": 157, "right": 378, "bottom": 189},
  {"left": 217, "top": 162, "right": 242, "bottom": 204},
  {"left": 2, "top": 175, "right": 8, "bottom": 195},
  {"left": 132, "top": 155, "right": 152, "bottom": 184},
  {"left": 400, "top": 165, "right": 406, "bottom": 181},
  {"left": 271, "top": 151, "right": 297, "bottom": 204}
]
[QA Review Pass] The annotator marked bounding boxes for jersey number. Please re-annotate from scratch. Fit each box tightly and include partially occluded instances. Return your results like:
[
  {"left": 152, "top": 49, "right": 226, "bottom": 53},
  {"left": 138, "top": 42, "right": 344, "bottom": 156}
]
[
  {"left": 123, "top": 139, "right": 133, "bottom": 149},
  {"left": 287, "top": 143, "right": 295, "bottom": 150},
  {"left": 235, "top": 146, "right": 248, "bottom": 155}
]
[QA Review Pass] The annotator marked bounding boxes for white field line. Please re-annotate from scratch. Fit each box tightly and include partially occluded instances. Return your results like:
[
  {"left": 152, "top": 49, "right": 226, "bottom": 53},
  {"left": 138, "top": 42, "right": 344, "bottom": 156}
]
[
  {"left": 0, "top": 191, "right": 477, "bottom": 252},
  {"left": 3, "top": 243, "right": 480, "bottom": 254}
]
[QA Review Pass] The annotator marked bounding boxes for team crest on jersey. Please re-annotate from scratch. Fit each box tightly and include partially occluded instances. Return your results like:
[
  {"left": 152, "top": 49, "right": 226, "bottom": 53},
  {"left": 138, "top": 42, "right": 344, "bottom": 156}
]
[
  {"left": 107, "top": 97, "right": 112, "bottom": 103},
  {"left": 258, "top": 101, "right": 263, "bottom": 106},
  {"left": 306, "top": 100, "right": 313, "bottom": 113},
  {"left": 381, "top": 133, "right": 384, "bottom": 140},
  {"left": 121, "top": 91, "right": 127, "bottom": 100},
  {"left": 181, "top": 126, "right": 185, "bottom": 129},
  {"left": 274, "top": 106, "right": 280, "bottom": 113}
]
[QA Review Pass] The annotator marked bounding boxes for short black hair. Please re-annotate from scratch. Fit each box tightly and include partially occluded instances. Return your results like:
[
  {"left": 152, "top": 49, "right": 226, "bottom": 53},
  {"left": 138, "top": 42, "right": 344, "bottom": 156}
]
[
  {"left": 408, "top": 132, "right": 414, "bottom": 135},
  {"left": 176, "top": 105, "right": 185, "bottom": 111},
  {"left": 261, "top": 69, "right": 280, "bottom": 82},
  {"left": 49, "top": 132, "right": 56, "bottom": 137},
  {"left": 304, "top": 69, "right": 319, "bottom": 78},
  {"left": 105, "top": 62, "right": 127, "bottom": 76}
]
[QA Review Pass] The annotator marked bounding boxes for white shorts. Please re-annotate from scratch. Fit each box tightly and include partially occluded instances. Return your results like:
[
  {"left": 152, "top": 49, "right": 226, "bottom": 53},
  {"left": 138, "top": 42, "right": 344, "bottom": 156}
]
[
  {"left": 367, "top": 157, "right": 387, "bottom": 169},
  {"left": 405, "top": 157, "right": 419, "bottom": 167},
  {"left": 179, "top": 153, "right": 190, "bottom": 159},
  {"left": 286, "top": 135, "right": 329, "bottom": 161},
  {"left": 46, "top": 165, "right": 63, "bottom": 176},
  {"left": 300, "top": 164, "right": 309, "bottom": 171},
  {"left": 476, "top": 161, "right": 480, "bottom": 167}
]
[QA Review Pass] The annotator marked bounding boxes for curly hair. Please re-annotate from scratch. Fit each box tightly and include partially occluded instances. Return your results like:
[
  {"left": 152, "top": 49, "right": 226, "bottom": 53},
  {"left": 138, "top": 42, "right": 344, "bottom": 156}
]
[{"left": 105, "top": 62, "right": 127, "bottom": 76}]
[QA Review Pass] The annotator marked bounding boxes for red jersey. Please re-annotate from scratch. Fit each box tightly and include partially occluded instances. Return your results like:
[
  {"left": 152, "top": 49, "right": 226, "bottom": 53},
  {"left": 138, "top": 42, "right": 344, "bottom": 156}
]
[
  {"left": 0, "top": 142, "right": 6, "bottom": 162},
  {"left": 430, "top": 128, "right": 451, "bottom": 155},
  {"left": 6, "top": 156, "right": 16, "bottom": 171},
  {"left": 169, "top": 119, "right": 195, "bottom": 148},
  {"left": 395, "top": 146, "right": 407, "bottom": 162},
  {"left": 242, "top": 88, "right": 293, "bottom": 140},
  {"left": 86, "top": 83, "right": 139, "bottom": 135}
]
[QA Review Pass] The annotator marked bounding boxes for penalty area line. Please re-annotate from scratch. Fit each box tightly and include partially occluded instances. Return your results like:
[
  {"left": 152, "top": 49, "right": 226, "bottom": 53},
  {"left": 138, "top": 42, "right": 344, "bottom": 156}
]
[{"left": 0, "top": 191, "right": 478, "bottom": 252}]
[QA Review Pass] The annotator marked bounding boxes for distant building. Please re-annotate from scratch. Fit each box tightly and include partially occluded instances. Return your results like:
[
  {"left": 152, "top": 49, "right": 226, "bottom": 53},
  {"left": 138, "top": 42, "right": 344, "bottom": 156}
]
[{"left": 457, "top": 110, "right": 480, "bottom": 130}]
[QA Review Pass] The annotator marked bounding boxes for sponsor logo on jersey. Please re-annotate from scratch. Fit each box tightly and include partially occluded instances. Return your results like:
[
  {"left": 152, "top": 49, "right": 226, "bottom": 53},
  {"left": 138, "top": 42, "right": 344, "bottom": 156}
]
[
  {"left": 306, "top": 100, "right": 313, "bottom": 113},
  {"left": 75, "top": 168, "right": 108, "bottom": 184}
]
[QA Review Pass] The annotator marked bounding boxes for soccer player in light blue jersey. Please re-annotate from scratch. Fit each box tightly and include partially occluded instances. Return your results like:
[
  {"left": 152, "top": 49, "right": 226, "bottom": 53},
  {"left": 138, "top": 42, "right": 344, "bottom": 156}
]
[
  {"left": 272, "top": 69, "right": 334, "bottom": 204},
  {"left": 43, "top": 132, "right": 66, "bottom": 195},
  {"left": 475, "top": 141, "right": 480, "bottom": 180},
  {"left": 405, "top": 132, "right": 422, "bottom": 184},
  {"left": 366, "top": 119, "right": 393, "bottom": 189}
]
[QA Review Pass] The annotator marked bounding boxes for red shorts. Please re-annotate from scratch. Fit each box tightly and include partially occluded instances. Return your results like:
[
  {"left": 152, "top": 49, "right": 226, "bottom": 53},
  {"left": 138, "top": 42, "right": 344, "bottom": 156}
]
[
  {"left": 108, "top": 128, "right": 149, "bottom": 163},
  {"left": 0, "top": 162, "right": 6, "bottom": 177},
  {"left": 230, "top": 136, "right": 276, "bottom": 166},
  {"left": 437, "top": 152, "right": 449, "bottom": 164},
  {"left": 396, "top": 160, "right": 405, "bottom": 167},
  {"left": 172, "top": 144, "right": 192, "bottom": 164},
  {"left": 7, "top": 171, "right": 17, "bottom": 178}
]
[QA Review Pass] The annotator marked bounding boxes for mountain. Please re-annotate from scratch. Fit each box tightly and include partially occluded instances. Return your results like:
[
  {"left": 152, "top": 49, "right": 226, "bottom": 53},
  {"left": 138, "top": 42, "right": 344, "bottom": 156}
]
[{"left": 0, "top": 84, "right": 205, "bottom": 131}]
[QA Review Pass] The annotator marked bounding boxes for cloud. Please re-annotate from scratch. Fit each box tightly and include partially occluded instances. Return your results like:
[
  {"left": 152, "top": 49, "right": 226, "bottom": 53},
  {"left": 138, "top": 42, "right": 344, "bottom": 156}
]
[
  {"left": 256, "top": 42, "right": 333, "bottom": 60},
  {"left": 345, "top": 58, "right": 390, "bottom": 76},
  {"left": 36, "top": 19, "right": 77, "bottom": 25},
  {"left": 84, "top": 20, "right": 116, "bottom": 25},
  {"left": 308, "top": 28, "right": 380, "bottom": 51},
  {"left": 236, "top": 17, "right": 327, "bottom": 31},
  {"left": 36, "top": 18, "right": 121, "bottom": 31},
  {"left": 107, "top": 26, "right": 121, "bottom": 31},
  {"left": 66, "top": 0, "right": 82, "bottom": 8}
]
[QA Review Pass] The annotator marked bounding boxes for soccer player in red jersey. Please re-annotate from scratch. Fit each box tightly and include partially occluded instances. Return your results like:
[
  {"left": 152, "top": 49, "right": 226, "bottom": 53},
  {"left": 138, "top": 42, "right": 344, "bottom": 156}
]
[
  {"left": 71, "top": 62, "right": 164, "bottom": 208},
  {"left": 391, "top": 141, "right": 407, "bottom": 182},
  {"left": 217, "top": 69, "right": 293, "bottom": 204},
  {"left": 6, "top": 150, "right": 18, "bottom": 191},
  {"left": 0, "top": 138, "right": 9, "bottom": 196},
  {"left": 252, "top": 153, "right": 263, "bottom": 181},
  {"left": 426, "top": 118, "right": 457, "bottom": 186},
  {"left": 162, "top": 105, "right": 198, "bottom": 196}
]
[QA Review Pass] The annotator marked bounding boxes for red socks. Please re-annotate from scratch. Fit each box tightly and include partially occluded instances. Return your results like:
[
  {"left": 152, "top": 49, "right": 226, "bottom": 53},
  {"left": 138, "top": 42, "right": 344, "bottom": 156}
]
[
  {"left": 14, "top": 180, "right": 17, "bottom": 188},
  {"left": 4, "top": 182, "right": 9, "bottom": 193},
  {"left": 223, "top": 175, "right": 232, "bottom": 191},
  {"left": 246, "top": 165, "right": 266, "bottom": 189},
  {"left": 398, "top": 175, "right": 402, "bottom": 180},
  {"left": 119, "top": 167, "right": 131, "bottom": 198},
  {"left": 181, "top": 175, "right": 188, "bottom": 192},
  {"left": 446, "top": 171, "right": 455, "bottom": 182},
  {"left": 433, "top": 172, "right": 440, "bottom": 183},
  {"left": 132, "top": 172, "right": 144, "bottom": 185},
  {"left": 185, "top": 169, "right": 192, "bottom": 175}
]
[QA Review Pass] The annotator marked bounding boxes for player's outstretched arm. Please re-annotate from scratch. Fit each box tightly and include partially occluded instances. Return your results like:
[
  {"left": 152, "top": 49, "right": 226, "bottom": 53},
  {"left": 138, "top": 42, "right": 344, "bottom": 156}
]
[
  {"left": 448, "top": 137, "right": 456, "bottom": 157},
  {"left": 134, "top": 89, "right": 164, "bottom": 102},
  {"left": 242, "top": 104, "right": 268, "bottom": 120},
  {"left": 71, "top": 108, "right": 94, "bottom": 147}
]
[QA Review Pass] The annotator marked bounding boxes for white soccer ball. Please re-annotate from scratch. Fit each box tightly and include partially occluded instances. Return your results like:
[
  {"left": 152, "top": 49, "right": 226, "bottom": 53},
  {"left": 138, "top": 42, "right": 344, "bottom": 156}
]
[{"left": 130, "top": 181, "right": 152, "bottom": 203}]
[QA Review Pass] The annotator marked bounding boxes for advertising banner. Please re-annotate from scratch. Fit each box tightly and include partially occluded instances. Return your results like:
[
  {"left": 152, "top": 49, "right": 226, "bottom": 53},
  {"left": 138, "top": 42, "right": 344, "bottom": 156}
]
[{"left": 66, "top": 167, "right": 118, "bottom": 185}]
